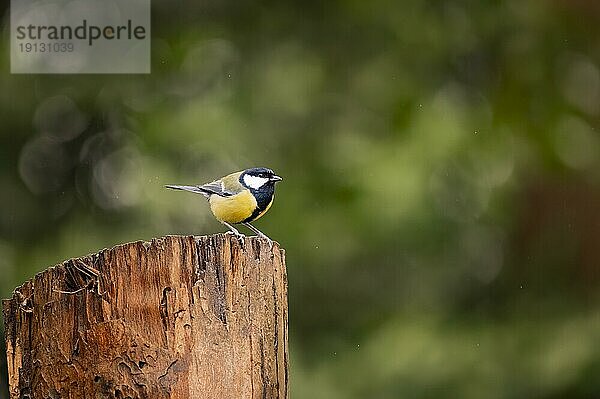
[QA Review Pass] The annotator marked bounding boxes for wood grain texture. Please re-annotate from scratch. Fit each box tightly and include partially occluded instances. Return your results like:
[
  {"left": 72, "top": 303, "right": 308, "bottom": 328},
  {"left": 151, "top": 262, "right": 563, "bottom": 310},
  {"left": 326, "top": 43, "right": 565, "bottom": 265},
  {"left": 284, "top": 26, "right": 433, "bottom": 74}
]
[{"left": 2, "top": 234, "right": 288, "bottom": 399}]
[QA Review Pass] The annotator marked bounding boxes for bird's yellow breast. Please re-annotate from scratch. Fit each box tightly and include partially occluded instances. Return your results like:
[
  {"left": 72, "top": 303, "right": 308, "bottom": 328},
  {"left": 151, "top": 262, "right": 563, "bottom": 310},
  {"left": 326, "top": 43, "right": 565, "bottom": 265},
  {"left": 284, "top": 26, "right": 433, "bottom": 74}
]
[{"left": 209, "top": 190, "right": 257, "bottom": 224}]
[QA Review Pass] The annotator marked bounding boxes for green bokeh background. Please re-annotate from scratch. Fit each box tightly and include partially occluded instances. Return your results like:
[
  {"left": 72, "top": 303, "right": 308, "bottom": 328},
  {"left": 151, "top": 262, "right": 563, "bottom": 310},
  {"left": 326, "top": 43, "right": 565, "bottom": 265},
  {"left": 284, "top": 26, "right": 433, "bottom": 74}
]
[{"left": 2, "top": 1, "right": 600, "bottom": 398}]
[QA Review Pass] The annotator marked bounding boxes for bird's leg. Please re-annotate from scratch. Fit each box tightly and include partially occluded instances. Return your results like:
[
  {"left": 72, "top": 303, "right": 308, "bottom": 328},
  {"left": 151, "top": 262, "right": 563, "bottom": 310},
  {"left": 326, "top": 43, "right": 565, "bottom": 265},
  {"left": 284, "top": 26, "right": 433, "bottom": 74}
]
[
  {"left": 243, "top": 222, "right": 273, "bottom": 246},
  {"left": 222, "top": 221, "right": 245, "bottom": 244}
]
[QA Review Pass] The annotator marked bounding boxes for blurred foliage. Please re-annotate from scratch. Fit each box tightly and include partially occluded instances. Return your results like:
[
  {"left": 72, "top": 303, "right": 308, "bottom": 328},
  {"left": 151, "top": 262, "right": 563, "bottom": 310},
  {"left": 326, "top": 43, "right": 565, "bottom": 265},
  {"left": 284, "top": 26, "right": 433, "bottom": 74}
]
[{"left": 1, "top": 0, "right": 600, "bottom": 398}]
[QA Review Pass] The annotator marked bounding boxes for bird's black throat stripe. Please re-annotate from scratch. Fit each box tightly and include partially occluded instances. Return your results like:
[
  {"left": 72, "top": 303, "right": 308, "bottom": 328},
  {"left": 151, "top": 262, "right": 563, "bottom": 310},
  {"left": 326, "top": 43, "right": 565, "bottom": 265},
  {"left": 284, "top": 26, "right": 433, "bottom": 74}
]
[{"left": 243, "top": 185, "right": 275, "bottom": 223}]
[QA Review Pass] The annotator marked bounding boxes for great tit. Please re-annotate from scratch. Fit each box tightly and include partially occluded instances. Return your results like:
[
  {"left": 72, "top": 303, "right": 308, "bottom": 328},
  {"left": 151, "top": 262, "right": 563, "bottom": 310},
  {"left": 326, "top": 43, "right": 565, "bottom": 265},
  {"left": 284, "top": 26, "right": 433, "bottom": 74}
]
[{"left": 166, "top": 167, "right": 282, "bottom": 242}]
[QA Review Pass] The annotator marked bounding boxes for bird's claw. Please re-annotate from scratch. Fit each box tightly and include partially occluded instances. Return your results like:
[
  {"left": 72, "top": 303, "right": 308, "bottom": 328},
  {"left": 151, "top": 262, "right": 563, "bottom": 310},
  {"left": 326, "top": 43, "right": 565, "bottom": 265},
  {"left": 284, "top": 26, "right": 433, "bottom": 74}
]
[
  {"left": 242, "top": 222, "right": 274, "bottom": 249},
  {"left": 225, "top": 230, "right": 246, "bottom": 245},
  {"left": 235, "top": 233, "right": 245, "bottom": 246},
  {"left": 223, "top": 222, "right": 246, "bottom": 246},
  {"left": 257, "top": 233, "right": 274, "bottom": 249}
]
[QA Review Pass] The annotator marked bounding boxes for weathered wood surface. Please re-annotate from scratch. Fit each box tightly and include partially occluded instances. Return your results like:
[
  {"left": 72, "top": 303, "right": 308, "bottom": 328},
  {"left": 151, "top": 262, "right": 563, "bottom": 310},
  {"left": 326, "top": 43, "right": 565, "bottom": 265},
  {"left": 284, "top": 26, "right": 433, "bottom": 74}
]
[{"left": 2, "top": 234, "right": 288, "bottom": 399}]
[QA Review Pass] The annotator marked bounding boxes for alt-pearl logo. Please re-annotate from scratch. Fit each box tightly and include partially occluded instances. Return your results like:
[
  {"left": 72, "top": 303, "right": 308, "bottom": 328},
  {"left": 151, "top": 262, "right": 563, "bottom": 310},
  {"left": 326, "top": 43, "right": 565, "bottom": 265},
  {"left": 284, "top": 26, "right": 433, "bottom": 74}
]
[{"left": 11, "top": 0, "right": 150, "bottom": 74}]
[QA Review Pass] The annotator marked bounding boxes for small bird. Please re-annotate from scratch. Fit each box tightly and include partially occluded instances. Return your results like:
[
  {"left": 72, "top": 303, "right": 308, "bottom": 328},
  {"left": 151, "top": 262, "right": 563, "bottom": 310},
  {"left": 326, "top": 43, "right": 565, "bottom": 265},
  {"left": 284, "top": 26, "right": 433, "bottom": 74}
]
[{"left": 166, "top": 167, "right": 282, "bottom": 242}]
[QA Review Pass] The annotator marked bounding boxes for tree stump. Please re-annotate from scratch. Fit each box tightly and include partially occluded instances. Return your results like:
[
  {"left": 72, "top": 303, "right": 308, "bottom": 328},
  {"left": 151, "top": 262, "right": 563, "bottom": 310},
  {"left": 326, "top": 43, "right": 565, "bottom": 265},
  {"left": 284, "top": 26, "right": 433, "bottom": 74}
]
[{"left": 2, "top": 234, "right": 288, "bottom": 398}]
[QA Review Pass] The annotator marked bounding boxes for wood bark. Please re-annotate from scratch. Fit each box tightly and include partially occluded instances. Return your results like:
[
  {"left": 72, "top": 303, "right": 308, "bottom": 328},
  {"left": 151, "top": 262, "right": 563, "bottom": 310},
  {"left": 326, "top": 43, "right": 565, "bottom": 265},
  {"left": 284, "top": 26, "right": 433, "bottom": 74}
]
[{"left": 2, "top": 234, "right": 288, "bottom": 399}]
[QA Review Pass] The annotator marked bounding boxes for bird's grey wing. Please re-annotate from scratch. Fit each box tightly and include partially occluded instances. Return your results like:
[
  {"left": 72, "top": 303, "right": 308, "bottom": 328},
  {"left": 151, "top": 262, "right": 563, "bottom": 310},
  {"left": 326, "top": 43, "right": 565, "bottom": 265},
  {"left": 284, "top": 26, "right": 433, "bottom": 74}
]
[
  {"left": 165, "top": 180, "right": 234, "bottom": 198},
  {"left": 198, "top": 179, "right": 236, "bottom": 197}
]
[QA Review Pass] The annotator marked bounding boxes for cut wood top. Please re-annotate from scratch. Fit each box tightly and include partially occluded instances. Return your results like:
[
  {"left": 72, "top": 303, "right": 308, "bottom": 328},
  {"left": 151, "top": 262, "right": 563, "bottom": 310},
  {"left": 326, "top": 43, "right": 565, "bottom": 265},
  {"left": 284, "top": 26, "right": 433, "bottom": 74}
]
[{"left": 2, "top": 234, "right": 289, "bottom": 399}]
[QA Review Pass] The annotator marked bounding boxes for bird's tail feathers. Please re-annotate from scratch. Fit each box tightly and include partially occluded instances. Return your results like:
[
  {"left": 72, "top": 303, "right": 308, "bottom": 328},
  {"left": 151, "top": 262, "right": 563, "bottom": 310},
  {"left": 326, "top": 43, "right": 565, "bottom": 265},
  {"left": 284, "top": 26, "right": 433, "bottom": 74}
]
[{"left": 165, "top": 185, "right": 210, "bottom": 197}]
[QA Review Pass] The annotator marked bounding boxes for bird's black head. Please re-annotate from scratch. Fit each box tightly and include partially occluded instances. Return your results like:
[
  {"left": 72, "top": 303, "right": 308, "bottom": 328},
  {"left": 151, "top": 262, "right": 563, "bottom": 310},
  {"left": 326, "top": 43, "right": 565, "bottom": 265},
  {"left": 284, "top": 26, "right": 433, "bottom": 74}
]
[
  {"left": 240, "top": 167, "right": 282, "bottom": 221},
  {"left": 240, "top": 167, "right": 282, "bottom": 191}
]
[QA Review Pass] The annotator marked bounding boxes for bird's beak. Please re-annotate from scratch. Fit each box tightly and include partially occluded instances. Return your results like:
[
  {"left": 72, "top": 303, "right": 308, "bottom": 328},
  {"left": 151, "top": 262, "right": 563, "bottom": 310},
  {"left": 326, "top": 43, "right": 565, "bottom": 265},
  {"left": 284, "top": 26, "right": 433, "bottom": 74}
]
[{"left": 270, "top": 175, "right": 282, "bottom": 182}]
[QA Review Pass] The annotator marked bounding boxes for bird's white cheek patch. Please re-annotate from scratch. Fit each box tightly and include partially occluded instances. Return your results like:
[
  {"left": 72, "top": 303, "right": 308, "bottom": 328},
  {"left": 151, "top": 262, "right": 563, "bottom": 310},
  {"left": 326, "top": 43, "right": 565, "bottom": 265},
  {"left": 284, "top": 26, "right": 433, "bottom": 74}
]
[{"left": 243, "top": 175, "right": 269, "bottom": 190}]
